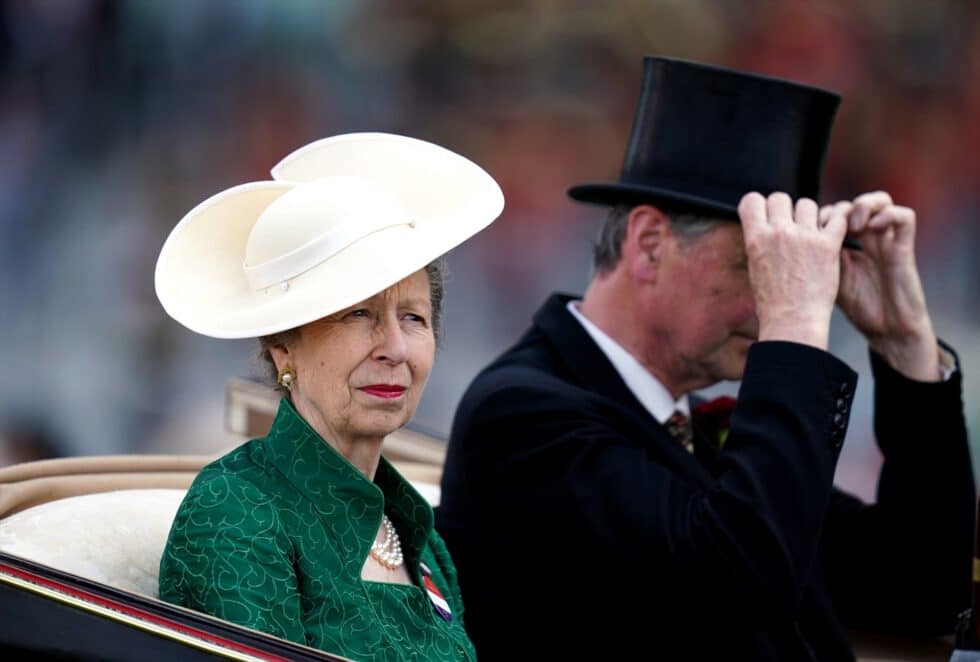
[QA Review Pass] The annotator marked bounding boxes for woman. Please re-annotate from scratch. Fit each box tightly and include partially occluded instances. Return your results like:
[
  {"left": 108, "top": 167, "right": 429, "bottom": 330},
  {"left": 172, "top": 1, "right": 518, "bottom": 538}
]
[{"left": 154, "top": 132, "right": 503, "bottom": 660}]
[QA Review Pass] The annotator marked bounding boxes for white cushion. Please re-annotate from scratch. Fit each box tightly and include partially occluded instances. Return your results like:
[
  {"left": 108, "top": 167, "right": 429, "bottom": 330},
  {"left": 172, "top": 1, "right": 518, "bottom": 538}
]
[{"left": 0, "top": 489, "right": 186, "bottom": 598}]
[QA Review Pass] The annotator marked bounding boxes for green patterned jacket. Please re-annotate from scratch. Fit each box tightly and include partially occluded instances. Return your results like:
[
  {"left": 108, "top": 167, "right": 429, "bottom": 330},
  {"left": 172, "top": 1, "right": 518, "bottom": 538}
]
[{"left": 158, "top": 399, "right": 476, "bottom": 661}]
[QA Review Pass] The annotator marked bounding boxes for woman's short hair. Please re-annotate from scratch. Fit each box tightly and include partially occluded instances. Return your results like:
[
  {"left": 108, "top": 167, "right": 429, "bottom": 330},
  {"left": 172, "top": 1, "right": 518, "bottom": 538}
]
[
  {"left": 591, "top": 204, "right": 726, "bottom": 276},
  {"left": 257, "top": 259, "right": 446, "bottom": 393}
]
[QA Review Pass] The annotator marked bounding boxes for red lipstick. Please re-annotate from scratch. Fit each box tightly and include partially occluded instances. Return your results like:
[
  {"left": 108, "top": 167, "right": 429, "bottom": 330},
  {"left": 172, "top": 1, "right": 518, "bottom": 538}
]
[{"left": 360, "top": 385, "right": 407, "bottom": 399}]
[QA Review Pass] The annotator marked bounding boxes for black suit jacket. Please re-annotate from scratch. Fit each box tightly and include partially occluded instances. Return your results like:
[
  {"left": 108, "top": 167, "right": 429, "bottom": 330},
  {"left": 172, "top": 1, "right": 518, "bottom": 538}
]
[{"left": 436, "top": 294, "right": 974, "bottom": 660}]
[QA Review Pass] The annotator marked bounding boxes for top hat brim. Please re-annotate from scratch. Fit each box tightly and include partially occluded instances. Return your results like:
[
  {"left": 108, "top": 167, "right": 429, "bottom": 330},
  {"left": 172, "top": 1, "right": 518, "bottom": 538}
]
[
  {"left": 568, "top": 182, "right": 740, "bottom": 219},
  {"left": 569, "top": 181, "right": 864, "bottom": 250}
]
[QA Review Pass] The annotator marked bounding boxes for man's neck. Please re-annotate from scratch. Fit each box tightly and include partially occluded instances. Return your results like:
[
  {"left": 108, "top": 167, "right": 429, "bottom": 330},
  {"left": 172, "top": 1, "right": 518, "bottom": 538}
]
[{"left": 580, "top": 276, "right": 697, "bottom": 400}]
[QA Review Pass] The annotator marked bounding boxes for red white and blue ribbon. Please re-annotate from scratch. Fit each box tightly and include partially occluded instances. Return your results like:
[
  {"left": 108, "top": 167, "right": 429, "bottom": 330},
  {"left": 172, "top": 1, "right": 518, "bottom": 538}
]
[{"left": 420, "top": 563, "right": 452, "bottom": 622}]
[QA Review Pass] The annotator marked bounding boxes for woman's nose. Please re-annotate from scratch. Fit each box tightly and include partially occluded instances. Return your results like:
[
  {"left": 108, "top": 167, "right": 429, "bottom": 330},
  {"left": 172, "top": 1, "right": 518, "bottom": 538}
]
[{"left": 372, "top": 317, "right": 409, "bottom": 364}]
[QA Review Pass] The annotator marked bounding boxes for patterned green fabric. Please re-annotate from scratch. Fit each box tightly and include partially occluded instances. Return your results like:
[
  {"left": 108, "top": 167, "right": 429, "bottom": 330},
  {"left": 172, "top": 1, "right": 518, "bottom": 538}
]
[{"left": 159, "top": 399, "right": 476, "bottom": 661}]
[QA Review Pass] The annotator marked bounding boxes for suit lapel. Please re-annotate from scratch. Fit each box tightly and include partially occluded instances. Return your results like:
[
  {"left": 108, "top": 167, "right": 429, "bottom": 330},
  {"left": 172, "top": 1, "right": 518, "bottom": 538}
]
[
  {"left": 533, "top": 294, "right": 712, "bottom": 483},
  {"left": 533, "top": 294, "right": 650, "bottom": 419}
]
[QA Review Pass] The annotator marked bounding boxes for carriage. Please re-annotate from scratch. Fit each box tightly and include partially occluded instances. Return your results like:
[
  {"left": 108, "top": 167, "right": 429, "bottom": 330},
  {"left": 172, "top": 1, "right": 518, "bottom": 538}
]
[{"left": 0, "top": 379, "right": 966, "bottom": 660}]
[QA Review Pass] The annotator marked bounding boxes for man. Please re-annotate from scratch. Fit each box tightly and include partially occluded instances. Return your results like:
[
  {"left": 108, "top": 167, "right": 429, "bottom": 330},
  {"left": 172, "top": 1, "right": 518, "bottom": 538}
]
[{"left": 436, "top": 56, "right": 975, "bottom": 660}]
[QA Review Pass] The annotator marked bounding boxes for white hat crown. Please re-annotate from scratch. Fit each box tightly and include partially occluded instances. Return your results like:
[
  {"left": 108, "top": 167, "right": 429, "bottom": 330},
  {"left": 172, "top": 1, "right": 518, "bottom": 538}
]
[{"left": 243, "top": 177, "right": 412, "bottom": 291}]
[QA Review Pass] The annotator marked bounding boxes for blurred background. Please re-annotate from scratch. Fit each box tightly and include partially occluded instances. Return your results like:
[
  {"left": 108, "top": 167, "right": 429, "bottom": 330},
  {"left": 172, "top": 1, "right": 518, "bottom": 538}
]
[{"left": 0, "top": 0, "right": 977, "bottom": 502}]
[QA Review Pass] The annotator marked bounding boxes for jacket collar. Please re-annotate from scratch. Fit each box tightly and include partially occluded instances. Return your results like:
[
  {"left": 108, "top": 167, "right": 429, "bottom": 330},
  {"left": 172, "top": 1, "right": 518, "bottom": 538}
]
[
  {"left": 533, "top": 293, "right": 652, "bottom": 420},
  {"left": 533, "top": 293, "right": 719, "bottom": 477},
  {"left": 262, "top": 398, "right": 434, "bottom": 558}
]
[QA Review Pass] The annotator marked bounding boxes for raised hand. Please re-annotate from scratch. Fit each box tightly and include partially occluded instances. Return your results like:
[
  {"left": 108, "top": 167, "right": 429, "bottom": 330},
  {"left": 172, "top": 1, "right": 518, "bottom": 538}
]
[
  {"left": 739, "top": 192, "right": 848, "bottom": 351},
  {"left": 825, "top": 191, "right": 940, "bottom": 380}
]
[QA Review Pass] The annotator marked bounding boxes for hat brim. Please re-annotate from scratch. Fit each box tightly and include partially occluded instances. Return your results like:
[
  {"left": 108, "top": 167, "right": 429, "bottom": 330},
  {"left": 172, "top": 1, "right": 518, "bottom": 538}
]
[
  {"left": 155, "top": 133, "right": 504, "bottom": 339},
  {"left": 567, "top": 182, "right": 739, "bottom": 219},
  {"left": 569, "top": 181, "right": 864, "bottom": 250}
]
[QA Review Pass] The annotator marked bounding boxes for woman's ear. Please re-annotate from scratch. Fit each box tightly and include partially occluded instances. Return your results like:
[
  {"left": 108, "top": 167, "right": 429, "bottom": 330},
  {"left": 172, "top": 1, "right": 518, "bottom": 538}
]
[
  {"left": 625, "top": 205, "right": 672, "bottom": 283},
  {"left": 267, "top": 343, "right": 291, "bottom": 373}
]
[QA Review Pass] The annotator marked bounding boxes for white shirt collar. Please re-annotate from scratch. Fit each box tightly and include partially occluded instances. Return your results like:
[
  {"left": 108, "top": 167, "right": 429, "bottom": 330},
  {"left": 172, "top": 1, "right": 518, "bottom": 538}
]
[{"left": 567, "top": 300, "right": 689, "bottom": 424}]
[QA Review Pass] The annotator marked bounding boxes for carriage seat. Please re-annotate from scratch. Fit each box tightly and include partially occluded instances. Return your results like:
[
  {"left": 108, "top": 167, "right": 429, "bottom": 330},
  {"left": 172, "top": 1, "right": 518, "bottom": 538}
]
[{"left": 0, "top": 454, "right": 442, "bottom": 599}]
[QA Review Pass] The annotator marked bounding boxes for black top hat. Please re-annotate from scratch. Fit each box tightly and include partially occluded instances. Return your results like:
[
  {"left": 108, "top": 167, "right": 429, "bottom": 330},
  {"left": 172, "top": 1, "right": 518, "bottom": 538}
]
[{"left": 568, "top": 56, "right": 841, "bottom": 218}]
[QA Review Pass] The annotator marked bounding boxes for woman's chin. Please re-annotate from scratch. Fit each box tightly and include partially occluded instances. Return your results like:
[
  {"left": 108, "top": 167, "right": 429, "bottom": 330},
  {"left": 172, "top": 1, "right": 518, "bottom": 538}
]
[{"left": 352, "top": 411, "right": 413, "bottom": 439}]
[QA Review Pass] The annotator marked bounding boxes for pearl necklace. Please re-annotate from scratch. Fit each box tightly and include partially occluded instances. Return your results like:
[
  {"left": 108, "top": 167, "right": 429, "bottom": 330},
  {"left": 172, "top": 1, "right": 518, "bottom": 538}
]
[{"left": 370, "top": 514, "right": 404, "bottom": 569}]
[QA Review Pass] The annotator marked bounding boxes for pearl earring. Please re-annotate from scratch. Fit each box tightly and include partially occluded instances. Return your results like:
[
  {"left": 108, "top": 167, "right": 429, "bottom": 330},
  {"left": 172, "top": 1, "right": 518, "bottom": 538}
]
[{"left": 277, "top": 365, "right": 296, "bottom": 391}]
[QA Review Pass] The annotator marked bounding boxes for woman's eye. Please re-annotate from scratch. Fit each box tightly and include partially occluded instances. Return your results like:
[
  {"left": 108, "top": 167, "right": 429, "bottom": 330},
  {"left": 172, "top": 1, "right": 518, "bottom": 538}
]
[
  {"left": 403, "top": 313, "right": 427, "bottom": 325},
  {"left": 347, "top": 309, "right": 370, "bottom": 318}
]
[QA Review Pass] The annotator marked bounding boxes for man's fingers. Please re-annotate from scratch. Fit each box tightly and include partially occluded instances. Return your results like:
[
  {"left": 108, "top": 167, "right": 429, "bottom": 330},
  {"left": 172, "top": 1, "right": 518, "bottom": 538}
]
[
  {"left": 819, "top": 204, "right": 834, "bottom": 227},
  {"left": 821, "top": 201, "right": 849, "bottom": 244},
  {"left": 867, "top": 205, "right": 916, "bottom": 244},
  {"left": 795, "top": 198, "right": 818, "bottom": 229},
  {"left": 767, "top": 192, "right": 793, "bottom": 228},
  {"left": 738, "top": 192, "right": 767, "bottom": 237},
  {"left": 819, "top": 201, "right": 851, "bottom": 229},
  {"left": 848, "top": 190, "right": 893, "bottom": 232},
  {"left": 853, "top": 190, "right": 893, "bottom": 209},
  {"left": 741, "top": 192, "right": 858, "bottom": 244}
]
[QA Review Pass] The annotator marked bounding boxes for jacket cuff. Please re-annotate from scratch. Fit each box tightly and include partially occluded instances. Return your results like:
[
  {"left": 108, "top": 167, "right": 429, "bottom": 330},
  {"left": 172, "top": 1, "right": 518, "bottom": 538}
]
[
  {"left": 742, "top": 341, "right": 858, "bottom": 453},
  {"left": 870, "top": 339, "right": 963, "bottom": 422},
  {"left": 870, "top": 338, "right": 962, "bottom": 387}
]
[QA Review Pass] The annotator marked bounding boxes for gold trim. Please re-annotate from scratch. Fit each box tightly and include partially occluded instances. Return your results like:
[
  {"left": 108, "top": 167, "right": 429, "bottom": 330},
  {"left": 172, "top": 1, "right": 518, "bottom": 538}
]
[
  {"left": 973, "top": 558, "right": 980, "bottom": 583},
  {"left": 0, "top": 569, "right": 267, "bottom": 661}
]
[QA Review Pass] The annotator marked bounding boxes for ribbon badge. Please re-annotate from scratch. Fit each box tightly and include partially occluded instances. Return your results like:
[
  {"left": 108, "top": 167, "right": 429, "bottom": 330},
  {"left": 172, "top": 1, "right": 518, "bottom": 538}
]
[{"left": 420, "top": 562, "right": 452, "bottom": 622}]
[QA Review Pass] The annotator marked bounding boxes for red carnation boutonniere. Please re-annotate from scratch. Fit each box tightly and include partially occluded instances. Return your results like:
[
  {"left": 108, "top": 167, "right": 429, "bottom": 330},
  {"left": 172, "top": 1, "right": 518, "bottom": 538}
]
[{"left": 691, "top": 396, "right": 736, "bottom": 449}]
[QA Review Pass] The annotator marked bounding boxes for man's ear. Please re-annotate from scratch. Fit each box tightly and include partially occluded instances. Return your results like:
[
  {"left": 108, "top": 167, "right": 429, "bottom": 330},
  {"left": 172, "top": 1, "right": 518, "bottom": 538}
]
[{"left": 625, "top": 205, "right": 672, "bottom": 283}]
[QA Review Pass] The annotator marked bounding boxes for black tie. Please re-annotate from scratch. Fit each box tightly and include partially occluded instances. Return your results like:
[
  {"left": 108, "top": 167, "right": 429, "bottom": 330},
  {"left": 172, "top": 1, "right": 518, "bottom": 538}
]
[{"left": 666, "top": 410, "right": 694, "bottom": 453}]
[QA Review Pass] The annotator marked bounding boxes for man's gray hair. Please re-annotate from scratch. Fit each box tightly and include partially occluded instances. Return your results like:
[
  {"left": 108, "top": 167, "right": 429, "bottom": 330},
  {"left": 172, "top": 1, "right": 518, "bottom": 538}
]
[{"left": 591, "top": 204, "right": 727, "bottom": 276}]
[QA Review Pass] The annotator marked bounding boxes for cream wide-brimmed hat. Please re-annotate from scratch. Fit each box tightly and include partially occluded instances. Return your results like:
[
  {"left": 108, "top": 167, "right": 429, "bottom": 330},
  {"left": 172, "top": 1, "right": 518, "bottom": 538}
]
[{"left": 154, "top": 132, "right": 504, "bottom": 339}]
